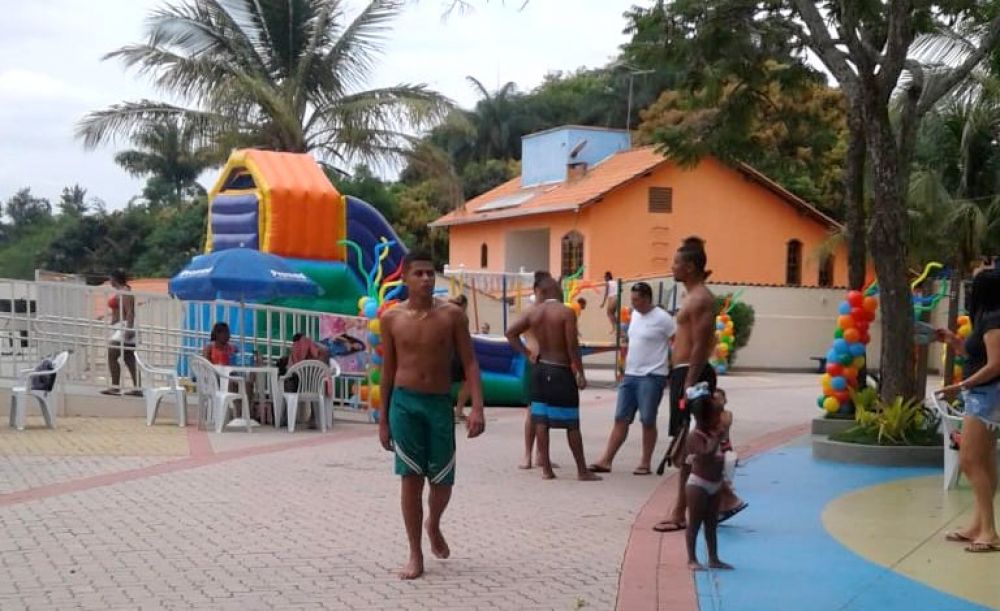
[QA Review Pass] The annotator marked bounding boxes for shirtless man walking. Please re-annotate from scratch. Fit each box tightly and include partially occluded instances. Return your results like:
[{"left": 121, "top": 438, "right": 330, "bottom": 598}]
[
  {"left": 506, "top": 276, "right": 600, "bottom": 481},
  {"left": 379, "top": 251, "right": 485, "bottom": 580},
  {"left": 654, "top": 237, "right": 718, "bottom": 533}
]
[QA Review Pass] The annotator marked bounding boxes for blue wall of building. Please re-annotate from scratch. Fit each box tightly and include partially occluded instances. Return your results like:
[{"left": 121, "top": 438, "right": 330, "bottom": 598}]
[{"left": 521, "top": 126, "right": 630, "bottom": 187}]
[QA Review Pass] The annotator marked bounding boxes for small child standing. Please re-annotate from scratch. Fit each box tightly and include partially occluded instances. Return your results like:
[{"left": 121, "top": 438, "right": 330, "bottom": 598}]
[{"left": 684, "top": 382, "right": 734, "bottom": 571}]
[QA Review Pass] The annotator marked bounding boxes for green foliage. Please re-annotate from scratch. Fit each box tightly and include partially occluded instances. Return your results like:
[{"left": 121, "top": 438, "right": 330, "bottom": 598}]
[
  {"left": 0, "top": 222, "right": 61, "bottom": 279},
  {"left": 332, "top": 165, "right": 401, "bottom": 224},
  {"left": 132, "top": 199, "right": 208, "bottom": 277},
  {"left": 77, "top": 0, "right": 450, "bottom": 171},
  {"left": 5, "top": 188, "right": 52, "bottom": 228},
  {"left": 713, "top": 294, "right": 755, "bottom": 362},
  {"left": 833, "top": 392, "right": 941, "bottom": 446}
]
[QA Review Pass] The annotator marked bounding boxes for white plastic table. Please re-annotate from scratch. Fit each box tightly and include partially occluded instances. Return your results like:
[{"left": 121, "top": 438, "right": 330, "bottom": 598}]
[{"left": 215, "top": 365, "right": 280, "bottom": 429}]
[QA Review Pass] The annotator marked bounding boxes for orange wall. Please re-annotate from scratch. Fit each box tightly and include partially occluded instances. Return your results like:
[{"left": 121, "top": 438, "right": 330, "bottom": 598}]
[{"left": 447, "top": 158, "right": 848, "bottom": 286}]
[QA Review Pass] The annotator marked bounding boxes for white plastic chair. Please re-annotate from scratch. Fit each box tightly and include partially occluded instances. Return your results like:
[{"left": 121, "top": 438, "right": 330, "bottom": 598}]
[
  {"left": 931, "top": 391, "right": 965, "bottom": 490},
  {"left": 188, "top": 355, "right": 249, "bottom": 433},
  {"left": 278, "top": 360, "right": 337, "bottom": 432},
  {"left": 9, "top": 351, "right": 70, "bottom": 431},
  {"left": 136, "top": 353, "right": 187, "bottom": 427}
]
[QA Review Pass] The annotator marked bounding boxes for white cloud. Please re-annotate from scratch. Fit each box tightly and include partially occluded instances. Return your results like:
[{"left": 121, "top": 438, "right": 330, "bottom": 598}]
[{"left": 0, "top": 0, "right": 638, "bottom": 207}]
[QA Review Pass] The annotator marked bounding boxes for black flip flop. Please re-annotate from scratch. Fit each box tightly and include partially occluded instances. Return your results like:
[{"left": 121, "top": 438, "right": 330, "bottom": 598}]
[
  {"left": 652, "top": 520, "right": 686, "bottom": 533},
  {"left": 718, "top": 501, "right": 749, "bottom": 524}
]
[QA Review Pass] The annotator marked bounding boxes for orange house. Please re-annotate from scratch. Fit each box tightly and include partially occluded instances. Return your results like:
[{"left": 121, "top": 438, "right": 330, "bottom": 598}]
[{"left": 431, "top": 126, "right": 848, "bottom": 287}]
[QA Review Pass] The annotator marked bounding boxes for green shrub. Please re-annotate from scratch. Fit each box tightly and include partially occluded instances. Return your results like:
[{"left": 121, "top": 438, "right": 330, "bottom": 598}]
[
  {"left": 713, "top": 294, "right": 755, "bottom": 364},
  {"left": 831, "top": 391, "right": 941, "bottom": 446}
]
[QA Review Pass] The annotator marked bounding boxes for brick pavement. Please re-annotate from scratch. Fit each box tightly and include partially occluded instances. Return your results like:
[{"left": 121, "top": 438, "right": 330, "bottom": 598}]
[{"left": 0, "top": 373, "right": 816, "bottom": 610}]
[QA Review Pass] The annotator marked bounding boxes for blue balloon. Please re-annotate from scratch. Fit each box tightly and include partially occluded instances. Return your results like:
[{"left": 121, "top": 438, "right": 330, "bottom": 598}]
[
  {"left": 838, "top": 301, "right": 851, "bottom": 315},
  {"left": 826, "top": 349, "right": 839, "bottom": 363},
  {"left": 833, "top": 339, "right": 849, "bottom": 353},
  {"left": 363, "top": 302, "right": 378, "bottom": 318},
  {"left": 715, "top": 363, "right": 728, "bottom": 375},
  {"left": 831, "top": 376, "right": 847, "bottom": 391},
  {"left": 367, "top": 332, "right": 380, "bottom": 346},
  {"left": 850, "top": 342, "right": 866, "bottom": 357},
  {"left": 371, "top": 354, "right": 383, "bottom": 366},
  {"left": 370, "top": 410, "right": 380, "bottom": 423},
  {"left": 716, "top": 321, "right": 725, "bottom": 330}
]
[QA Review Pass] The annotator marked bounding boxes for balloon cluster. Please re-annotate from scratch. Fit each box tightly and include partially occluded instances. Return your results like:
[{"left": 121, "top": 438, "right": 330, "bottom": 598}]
[
  {"left": 340, "top": 237, "right": 404, "bottom": 421},
  {"left": 817, "top": 289, "right": 878, "bottom": 414},
  {"left": 562, "top": 266, "right": 597, "bottom": 317},
  {"left": 711, "top": 313, "right": 735, "bottom": 375},
  {"left": 951, "top": 314, "right": 972, "bottom": 382}
]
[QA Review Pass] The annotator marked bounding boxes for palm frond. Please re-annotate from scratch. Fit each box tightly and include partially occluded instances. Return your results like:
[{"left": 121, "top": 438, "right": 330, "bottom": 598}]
[
  {"left": 320, "top": 0, "right": 402, "bottom": 94},
  {"left": 75, "top": 100, "right": 231, "bottom": 149}
]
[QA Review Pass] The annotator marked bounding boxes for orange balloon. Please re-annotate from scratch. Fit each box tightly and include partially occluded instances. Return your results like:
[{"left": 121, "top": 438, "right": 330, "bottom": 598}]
[
  {"left": 843, "top": 328, "right": 860, "bottom": 343},
  {"left": 359, "top": 385, "right": 369, "bottom": 401},
  {"left": 837, "top": 315, "right": 855, "bottom": 330},
  {"left": 862, "top": 296, "right": 878, "bottom": 313},
  {"left": 843, "top": 366, "right": 857, "bottom": 381}
]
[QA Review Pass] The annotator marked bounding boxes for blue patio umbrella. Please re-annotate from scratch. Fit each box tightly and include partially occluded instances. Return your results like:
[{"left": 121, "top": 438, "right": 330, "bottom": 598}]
[
  {"left": 168, "top": 247, "right": 320, "bottom": 301},
  {"left": 169, "top": 248, "right": 320, "bottom": 429}
]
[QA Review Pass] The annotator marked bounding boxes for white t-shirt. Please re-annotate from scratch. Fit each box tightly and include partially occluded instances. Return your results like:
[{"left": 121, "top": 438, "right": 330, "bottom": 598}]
[{"left": 624, "top": 306, "right": 675, "bottom": 377}]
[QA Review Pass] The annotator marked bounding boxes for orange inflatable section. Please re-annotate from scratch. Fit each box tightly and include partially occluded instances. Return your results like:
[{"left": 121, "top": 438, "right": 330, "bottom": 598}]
[{"left": 242, "top": 150, "right": 345, "bottom": 261}]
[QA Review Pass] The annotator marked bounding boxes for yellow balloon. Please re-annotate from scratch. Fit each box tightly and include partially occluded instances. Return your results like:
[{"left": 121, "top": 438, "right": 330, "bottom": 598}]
[
  {"left": 823, "top": 397, "right": 840, "bottom": 413},
  {"left": 369, "top": 385, "right": 381, "bottom": 407},
  {"left": 853, "top": 356, "right": 866, "bottom": 369},
  {"left": 368, "top": 319, "right": 380, "bottom": 334}
]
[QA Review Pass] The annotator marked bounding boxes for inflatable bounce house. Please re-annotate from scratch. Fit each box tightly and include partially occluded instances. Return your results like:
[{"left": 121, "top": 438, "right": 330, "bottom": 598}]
[{"left": 177, "top": 149, "right": 530, "bottom": 407}]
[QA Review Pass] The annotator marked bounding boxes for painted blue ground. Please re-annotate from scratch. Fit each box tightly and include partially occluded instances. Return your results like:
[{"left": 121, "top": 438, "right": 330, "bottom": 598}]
[{"left": 694, "top": 444, "right": 986, "bottom": 611}]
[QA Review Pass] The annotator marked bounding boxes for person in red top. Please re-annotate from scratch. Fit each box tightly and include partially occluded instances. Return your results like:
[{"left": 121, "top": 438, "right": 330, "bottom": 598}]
[
  {"left": 203, "top": 322, "right": 237, "bottom": 365},
  {"left": 101, "top": 270, "right": 139, "bottom": 396}
]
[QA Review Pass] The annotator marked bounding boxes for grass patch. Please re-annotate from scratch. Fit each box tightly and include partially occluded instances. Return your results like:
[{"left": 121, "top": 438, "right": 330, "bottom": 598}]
[{"left": 830, "top": 426, "right": 942, "bottom": 447}]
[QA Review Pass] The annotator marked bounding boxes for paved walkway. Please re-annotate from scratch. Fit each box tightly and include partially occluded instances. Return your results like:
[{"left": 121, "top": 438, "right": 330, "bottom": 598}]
[{"left": 0, "top": 372, "right": 817, "bottom": 610}]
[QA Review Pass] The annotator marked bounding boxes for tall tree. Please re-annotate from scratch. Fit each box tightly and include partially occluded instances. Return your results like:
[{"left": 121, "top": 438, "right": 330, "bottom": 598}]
[
  {"left": 76, "top": 0, "right": 451, "bottom": 172},
  {"left": 58, "top": 185, "right": 89, "bottom": 217},
  {"left": 790, "top": 1, "right": 1000, "bottom": 400},
  {"left": 5, "top": 188, "right": 52, "bottom": 227},
  {"left": 113, "top": 119, "right": 216, "bottom": 203}
]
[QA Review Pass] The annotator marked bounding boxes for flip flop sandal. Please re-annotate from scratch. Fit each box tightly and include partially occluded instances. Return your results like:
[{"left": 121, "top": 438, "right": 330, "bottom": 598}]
[
  {"left": 965, "top": 541, "right": 1000, "bottom": 553},
  {"left": 652, "top": 520, "right": 686, "bottom": 533},
  {"left": 718, "top": 501, "right": 749, "bottom": 524},
  {"left": 100, "top": 389, "right": 121, "bottom": 396},
  {"left": 633, "top": 467, "right": 652, "bottom": 475},
  {"left": 945, "top": 531, "right": 973, "bottom": 543},
  {"left": 588, "top": 464, "right": 611, "bottom": 473}
]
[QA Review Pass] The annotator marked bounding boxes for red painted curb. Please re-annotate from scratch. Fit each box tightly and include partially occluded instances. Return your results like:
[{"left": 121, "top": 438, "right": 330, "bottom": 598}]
[
  {"left": 0, "top": 426, "right": 373, "bottom": 508},
  {"left": 615, "top": 422, "right": 810, "bottom": 611}
]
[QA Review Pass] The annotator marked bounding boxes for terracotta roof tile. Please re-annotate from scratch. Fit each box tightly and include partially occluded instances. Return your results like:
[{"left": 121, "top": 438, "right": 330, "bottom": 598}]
[
  {"left": 431, "top": 147, "right": 667, "bottom": 227},
  {"left": 430, "top": 146, "right": 841, "bottom": 231}
]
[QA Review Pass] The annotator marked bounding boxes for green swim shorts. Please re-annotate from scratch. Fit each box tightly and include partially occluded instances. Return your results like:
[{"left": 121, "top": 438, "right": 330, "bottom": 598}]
[{"left": 388, "top": 387, "right": 456, "bottom": 485}]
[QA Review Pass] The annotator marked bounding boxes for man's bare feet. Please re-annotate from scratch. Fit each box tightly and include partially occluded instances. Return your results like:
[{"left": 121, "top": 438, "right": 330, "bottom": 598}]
[
  {"left": 398, "top": 553, "right": 424, "bottom": 580},
  {"left": 541, "top": 468, "right": 557, "bottom": 480},
  {"left": 577, "top": 471, "right": 602, "bottom": 481},
  {"left": 708, "top": 559, "right": 734, "bottom": 570},
  {"left": 688, "top": 561, "right": 705, "bottom": 571},
  {"left": 426, "top": 522, "right": 450, "bottom": 559}
]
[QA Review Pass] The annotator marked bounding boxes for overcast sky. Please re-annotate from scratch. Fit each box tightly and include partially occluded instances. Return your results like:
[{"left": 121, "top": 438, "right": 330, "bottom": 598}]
[{"left": 0, "top": 0, "right": 636, "bottom": 208}]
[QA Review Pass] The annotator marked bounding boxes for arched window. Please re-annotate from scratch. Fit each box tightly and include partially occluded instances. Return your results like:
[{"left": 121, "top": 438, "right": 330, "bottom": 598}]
[
  {"left": 818, "top": 254, "right": 834, "bottom": 287},
  {"left": 561, "top": 231, "right": 584, "bottom": 277},
  {"left": 480, "top": 243, "right": 488, "bottom": 268},
  {"left": 786, "top": 240, "right": 802, "bottom": 286}
]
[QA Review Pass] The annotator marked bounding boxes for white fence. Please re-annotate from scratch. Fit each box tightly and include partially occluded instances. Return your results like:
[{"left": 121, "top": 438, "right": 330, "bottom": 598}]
[{"left": 0, "top": 278, "right": 370, "bottom": 409}]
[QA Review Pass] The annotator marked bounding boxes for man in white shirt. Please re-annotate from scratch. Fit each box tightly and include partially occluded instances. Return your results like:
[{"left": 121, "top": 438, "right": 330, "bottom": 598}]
[{"left": 589, "top": 282, "right": 675, "bottom": 475}]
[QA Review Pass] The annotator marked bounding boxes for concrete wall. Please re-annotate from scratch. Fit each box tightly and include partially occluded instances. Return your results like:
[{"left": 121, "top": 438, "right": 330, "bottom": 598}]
[
  {"left": 504, "top": 229, "right": 550, "bottom": 273},
  {"left": 449, "top": 275, "right": 951, "bottom": 374}
]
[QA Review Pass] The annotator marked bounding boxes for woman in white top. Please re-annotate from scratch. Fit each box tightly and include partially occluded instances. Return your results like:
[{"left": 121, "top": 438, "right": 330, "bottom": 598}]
[{"left": 601, "top": 271, "right": 618, "bottom": 335}]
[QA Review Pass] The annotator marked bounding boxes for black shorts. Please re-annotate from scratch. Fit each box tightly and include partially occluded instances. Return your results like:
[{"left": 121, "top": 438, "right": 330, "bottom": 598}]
[
  {"left": 667, "top": 364, "right": 717, "bottom": 438},
  {"left": 450, "top": 355, "right": 465, "bottom": 383},
  {"left": 529, "top": 361, "right": 580, "bottom": 430}
]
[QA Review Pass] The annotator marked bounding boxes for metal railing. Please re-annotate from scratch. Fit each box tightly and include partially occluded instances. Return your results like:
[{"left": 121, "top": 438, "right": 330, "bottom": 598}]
[{"left": 0, "top": 277, "right": 370, "bottom": 410}]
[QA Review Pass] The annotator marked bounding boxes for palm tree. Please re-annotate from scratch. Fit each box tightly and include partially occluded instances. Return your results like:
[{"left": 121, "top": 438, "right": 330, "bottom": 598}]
[
  {"left": 114, "top": 119, "right": 217, "bottom": 201},
  {"left": 76, "top": 0, "right": 451, "bottom": 172},
  {"left": 465, "top": 76, "right": 521, "bottom": 159}
]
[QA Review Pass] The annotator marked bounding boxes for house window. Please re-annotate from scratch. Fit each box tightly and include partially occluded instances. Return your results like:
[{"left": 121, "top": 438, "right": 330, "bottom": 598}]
[
  {"left": 480, "top": 243, "right": 488, "bottom": 269},
  {"left": 786, "top": 240, "right": 802, "bottom": 286},
  {"left": 818, "top": 254, "right": 834, "bottom": 287},
  {"left": 561, "top": 231, "right": 584, "bottom": 277},
  {"left": 648, "top": 187, "right": 673, "bottom": 213}
]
